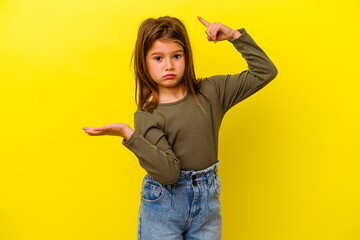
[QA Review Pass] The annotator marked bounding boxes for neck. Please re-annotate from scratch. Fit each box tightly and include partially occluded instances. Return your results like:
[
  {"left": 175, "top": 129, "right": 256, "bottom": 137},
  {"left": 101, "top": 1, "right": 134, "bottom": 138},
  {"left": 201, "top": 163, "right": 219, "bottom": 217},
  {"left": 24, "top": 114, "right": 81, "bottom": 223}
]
[{"left": 158, "top": 84, "right": 188, "bottom": 103}]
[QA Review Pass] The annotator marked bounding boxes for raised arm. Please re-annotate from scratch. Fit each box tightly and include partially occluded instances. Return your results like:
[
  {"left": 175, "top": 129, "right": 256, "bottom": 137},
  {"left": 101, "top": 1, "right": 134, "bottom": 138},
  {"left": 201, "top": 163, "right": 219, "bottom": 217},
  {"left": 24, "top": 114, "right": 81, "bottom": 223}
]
[{"left": 198, "top": 16, "right": 278, "bottom": 114}]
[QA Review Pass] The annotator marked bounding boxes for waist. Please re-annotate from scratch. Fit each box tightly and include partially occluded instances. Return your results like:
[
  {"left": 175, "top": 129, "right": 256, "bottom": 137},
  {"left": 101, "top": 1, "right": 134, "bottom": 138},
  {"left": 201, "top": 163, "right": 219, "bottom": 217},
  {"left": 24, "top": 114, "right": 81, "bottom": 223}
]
[
  {"left": 179, "top": 160, "right": 219, "bottom": 177},
  {"left": 173, "top": 160, "right": 220, "bottom": 186}
]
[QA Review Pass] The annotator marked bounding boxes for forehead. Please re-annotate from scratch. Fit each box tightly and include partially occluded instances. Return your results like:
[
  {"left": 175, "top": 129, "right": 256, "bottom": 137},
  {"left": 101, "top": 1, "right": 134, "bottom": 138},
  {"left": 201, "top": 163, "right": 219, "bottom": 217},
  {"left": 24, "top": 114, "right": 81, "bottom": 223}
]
[{"left": 148, "top": 39, "right": 183, "bottom": 54}]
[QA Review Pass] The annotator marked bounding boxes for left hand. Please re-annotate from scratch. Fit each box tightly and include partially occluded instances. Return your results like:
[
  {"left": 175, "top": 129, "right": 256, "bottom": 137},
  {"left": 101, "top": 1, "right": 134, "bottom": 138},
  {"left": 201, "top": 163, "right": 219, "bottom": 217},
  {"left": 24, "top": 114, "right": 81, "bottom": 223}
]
[{"left": 197, "top": 16, "right": 240, "bottom": 43}]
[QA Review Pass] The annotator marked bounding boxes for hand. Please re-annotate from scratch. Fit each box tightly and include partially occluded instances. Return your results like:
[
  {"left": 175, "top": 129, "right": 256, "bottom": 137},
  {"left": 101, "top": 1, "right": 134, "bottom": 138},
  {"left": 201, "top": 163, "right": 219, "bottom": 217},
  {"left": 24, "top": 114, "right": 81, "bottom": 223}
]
[
  {"left": 197, "top": 16, "right": 241, "bottom": 43},
  {"left": 82, "top": 123, "right": 134, "bottom": 139}
]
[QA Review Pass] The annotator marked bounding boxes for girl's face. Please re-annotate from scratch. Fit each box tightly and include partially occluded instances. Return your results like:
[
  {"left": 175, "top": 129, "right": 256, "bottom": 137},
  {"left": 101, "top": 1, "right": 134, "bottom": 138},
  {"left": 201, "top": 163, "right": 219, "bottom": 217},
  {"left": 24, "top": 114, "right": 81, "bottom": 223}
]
[{"left": 146, "top": 39, "right": 185, "bottom": 92}]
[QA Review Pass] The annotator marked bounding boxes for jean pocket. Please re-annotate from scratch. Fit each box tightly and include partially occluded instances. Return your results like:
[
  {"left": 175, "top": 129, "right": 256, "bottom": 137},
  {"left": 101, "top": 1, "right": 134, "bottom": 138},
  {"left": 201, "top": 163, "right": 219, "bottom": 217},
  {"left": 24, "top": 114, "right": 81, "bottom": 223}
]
[{"left": 141, "top": 175, "right": 166, "bottom": 203}]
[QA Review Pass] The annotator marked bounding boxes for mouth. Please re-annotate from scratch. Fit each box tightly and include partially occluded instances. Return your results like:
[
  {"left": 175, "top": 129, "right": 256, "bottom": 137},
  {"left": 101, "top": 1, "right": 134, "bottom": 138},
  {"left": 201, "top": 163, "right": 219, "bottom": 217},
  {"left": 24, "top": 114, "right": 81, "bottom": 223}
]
[{"left": 163, "top": 74, "right": 176, "bottom": 79}]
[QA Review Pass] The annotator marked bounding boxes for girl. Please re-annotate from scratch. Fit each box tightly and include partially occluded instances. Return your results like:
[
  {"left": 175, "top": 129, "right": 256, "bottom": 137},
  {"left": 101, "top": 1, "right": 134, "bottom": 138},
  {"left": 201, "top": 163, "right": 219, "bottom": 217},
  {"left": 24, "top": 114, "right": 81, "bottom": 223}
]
[{"left": 83, "top": 16, "right": 277, "bottom": 240}]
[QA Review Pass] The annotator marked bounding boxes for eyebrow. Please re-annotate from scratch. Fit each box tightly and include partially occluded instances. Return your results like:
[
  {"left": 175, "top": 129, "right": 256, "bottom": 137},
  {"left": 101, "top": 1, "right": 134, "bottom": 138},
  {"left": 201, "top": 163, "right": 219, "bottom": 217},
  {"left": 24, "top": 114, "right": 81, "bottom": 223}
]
[{"left": 151, "top": 50, "right": 183, "bottom": 56}]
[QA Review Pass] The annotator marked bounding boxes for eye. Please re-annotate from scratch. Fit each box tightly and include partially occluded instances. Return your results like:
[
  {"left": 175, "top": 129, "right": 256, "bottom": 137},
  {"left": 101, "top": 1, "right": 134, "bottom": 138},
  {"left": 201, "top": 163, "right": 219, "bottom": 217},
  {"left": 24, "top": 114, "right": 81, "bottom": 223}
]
[
  {"left": 174, "top": 54, "right": 181, "bottom": 59},
  {"left": 154, "top": 56, "right": 162, "bottom": 61}
]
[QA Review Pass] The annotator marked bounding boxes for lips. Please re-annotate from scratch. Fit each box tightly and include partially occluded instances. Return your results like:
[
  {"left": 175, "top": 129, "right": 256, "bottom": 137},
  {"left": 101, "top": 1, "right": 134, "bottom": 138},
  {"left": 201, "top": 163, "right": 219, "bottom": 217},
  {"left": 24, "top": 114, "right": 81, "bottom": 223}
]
[{"left": 164, "top": 74, "right": 176, "bottom": 79}]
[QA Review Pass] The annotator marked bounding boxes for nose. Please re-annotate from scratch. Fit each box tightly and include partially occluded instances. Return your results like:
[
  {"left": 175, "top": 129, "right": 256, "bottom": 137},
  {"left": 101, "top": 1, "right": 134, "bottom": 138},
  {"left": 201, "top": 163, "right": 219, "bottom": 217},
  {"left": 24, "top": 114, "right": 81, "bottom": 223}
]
[{"left": 165, "top": 58, "right": 175, "bottom": 70}]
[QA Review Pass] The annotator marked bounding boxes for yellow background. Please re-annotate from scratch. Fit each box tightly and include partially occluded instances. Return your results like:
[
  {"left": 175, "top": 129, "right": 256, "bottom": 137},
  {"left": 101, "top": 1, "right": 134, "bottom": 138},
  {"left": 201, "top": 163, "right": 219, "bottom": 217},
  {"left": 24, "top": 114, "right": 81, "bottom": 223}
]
[{"left": 1, "top": 0, "right": 359, "bottom": 239}]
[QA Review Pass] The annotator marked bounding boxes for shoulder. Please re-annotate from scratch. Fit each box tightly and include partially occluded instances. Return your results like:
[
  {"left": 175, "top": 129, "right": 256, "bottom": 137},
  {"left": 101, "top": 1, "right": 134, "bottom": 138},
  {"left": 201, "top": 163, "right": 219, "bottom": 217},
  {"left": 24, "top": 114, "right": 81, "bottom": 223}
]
[
  {"left": 134, "top": 108, "right": 166, "bottom": 128},
  {"left": 134, "top": 109, "right": 157, "bottom": 121},
  {"left": 199, "top": 75, "right": 230, "bottom": 95}
]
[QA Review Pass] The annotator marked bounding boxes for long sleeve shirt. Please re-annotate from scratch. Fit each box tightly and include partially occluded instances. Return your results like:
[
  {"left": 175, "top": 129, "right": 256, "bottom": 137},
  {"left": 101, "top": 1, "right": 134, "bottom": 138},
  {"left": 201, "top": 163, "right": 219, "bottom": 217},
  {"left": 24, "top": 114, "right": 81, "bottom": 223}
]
[{"left": 122, "top": 28, "right": 278, "bottom": 184}]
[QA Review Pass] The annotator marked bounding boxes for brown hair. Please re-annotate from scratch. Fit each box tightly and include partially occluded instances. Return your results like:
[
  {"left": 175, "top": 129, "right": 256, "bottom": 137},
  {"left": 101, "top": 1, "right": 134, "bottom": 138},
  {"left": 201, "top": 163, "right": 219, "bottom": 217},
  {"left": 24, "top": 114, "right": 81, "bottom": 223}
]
[{"left": 131, "top": 16, "right": 210, "bottom": 115}]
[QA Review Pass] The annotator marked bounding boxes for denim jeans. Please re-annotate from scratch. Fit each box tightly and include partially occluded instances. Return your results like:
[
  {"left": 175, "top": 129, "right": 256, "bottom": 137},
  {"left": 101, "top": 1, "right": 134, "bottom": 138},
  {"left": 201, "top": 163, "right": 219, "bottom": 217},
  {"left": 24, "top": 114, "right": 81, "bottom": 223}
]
[{"left": 137, "top": 160, "right": 222, "bottom": 240}]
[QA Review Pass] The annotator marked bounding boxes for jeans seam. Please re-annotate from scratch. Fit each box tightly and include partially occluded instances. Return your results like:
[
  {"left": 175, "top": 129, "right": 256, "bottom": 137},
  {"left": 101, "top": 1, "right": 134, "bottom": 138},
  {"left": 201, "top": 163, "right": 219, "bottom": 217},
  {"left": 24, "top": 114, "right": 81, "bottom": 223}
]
[
  {"left": 138, "top": 215, "right": 142, "bottom": 239},
  {"left": 171, "top": 185, "right": 175, "bottom": 209}
]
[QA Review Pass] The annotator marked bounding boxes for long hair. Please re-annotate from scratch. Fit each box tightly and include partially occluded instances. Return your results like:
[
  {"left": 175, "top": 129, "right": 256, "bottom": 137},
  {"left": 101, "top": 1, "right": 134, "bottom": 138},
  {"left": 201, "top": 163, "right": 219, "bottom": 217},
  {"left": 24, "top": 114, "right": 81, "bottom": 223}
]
[{"left": 131, "top": 16, "right": 210, "bottom": 115}]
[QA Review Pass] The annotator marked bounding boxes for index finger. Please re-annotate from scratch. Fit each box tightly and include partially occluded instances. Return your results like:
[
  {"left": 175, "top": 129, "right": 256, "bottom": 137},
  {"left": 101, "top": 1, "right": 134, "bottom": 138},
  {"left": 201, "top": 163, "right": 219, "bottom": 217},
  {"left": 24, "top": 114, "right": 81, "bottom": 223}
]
[{"left": 197, "top": 16, "right": 211, "bottom": 27}]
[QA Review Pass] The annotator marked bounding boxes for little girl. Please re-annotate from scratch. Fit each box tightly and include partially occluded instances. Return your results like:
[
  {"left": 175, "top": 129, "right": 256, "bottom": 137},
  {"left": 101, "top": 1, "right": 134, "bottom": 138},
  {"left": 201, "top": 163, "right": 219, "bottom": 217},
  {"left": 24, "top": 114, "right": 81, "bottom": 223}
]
[{"left": 83, "top": 15, "right": 277, "bottom": 240}]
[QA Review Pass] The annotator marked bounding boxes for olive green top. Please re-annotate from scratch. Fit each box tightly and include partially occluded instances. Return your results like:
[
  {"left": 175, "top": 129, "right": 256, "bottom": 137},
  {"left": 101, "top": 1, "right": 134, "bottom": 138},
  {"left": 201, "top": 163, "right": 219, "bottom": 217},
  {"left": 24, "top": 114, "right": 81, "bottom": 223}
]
[{"left": 122, "top": 28, "right": 278, "bottom": 184}]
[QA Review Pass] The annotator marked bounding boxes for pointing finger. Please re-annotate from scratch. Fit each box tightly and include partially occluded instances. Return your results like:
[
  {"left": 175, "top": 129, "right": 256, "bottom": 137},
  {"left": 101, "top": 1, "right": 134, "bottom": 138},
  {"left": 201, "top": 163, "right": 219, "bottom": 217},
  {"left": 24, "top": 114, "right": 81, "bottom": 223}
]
[{"left": 197, "top": 16, "right": 211, "bottom": 27}]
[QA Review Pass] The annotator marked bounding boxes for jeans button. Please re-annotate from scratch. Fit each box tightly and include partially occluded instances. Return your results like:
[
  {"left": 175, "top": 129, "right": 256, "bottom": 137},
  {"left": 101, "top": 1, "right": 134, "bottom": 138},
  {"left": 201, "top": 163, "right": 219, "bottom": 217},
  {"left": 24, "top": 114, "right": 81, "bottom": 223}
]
[
  {"left": 192, "top": 175, "right": 196, "bottom": 180},
  {"left": 192, "top": 180, "right": 197, "bottom": 186}
]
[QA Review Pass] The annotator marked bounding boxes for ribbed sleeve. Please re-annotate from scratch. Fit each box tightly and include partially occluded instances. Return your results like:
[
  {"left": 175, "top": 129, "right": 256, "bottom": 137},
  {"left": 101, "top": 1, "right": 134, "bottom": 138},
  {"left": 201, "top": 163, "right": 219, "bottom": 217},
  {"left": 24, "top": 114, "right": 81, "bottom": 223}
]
[
  {"left": 122, "top": 112, "right": 180, "bottom": 184},
  {"left": 208, "top": 28, "right": 278, "bottom": 114}
]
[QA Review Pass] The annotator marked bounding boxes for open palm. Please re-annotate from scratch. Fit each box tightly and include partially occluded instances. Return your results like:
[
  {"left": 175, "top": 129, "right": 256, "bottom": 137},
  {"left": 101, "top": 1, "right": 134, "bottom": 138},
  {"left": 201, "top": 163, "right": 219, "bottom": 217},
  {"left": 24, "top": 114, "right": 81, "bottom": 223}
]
[{"left": 82, "top": 123, "right": 127, "bottom": 136}]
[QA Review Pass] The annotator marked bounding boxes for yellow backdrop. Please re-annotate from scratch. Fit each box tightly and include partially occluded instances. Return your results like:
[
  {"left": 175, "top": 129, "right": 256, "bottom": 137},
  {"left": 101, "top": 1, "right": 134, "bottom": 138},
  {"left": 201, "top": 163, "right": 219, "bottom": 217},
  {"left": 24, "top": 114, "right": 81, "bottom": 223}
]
[{"left": 1, "top": 0, "right": 359, "bottom": 239}]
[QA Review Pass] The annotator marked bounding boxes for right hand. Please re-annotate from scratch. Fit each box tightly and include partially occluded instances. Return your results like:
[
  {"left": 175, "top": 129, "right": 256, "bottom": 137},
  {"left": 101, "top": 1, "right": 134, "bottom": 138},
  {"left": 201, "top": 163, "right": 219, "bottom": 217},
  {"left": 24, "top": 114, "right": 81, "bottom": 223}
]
[{"left": 82, "top": 123, "right": 133, "bottom": 138}]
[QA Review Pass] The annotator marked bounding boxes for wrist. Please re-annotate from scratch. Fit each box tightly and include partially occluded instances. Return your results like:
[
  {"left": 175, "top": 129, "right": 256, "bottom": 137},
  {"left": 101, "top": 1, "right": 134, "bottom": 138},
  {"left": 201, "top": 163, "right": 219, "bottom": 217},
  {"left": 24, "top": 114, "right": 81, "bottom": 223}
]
[
  {"left": 230, "top": 30, "right": 241, "bottom": 41},
  {"left": 122, "top": 126, "right": 134, "bottom": 141}
]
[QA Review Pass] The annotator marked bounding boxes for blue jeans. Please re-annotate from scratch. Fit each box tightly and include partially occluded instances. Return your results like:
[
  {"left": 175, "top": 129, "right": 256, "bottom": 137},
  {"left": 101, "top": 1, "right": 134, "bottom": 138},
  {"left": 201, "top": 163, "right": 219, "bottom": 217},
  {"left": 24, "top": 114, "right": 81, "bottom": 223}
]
[{"left": 137, "top": 160, "right": 222, "bottom": 240}]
